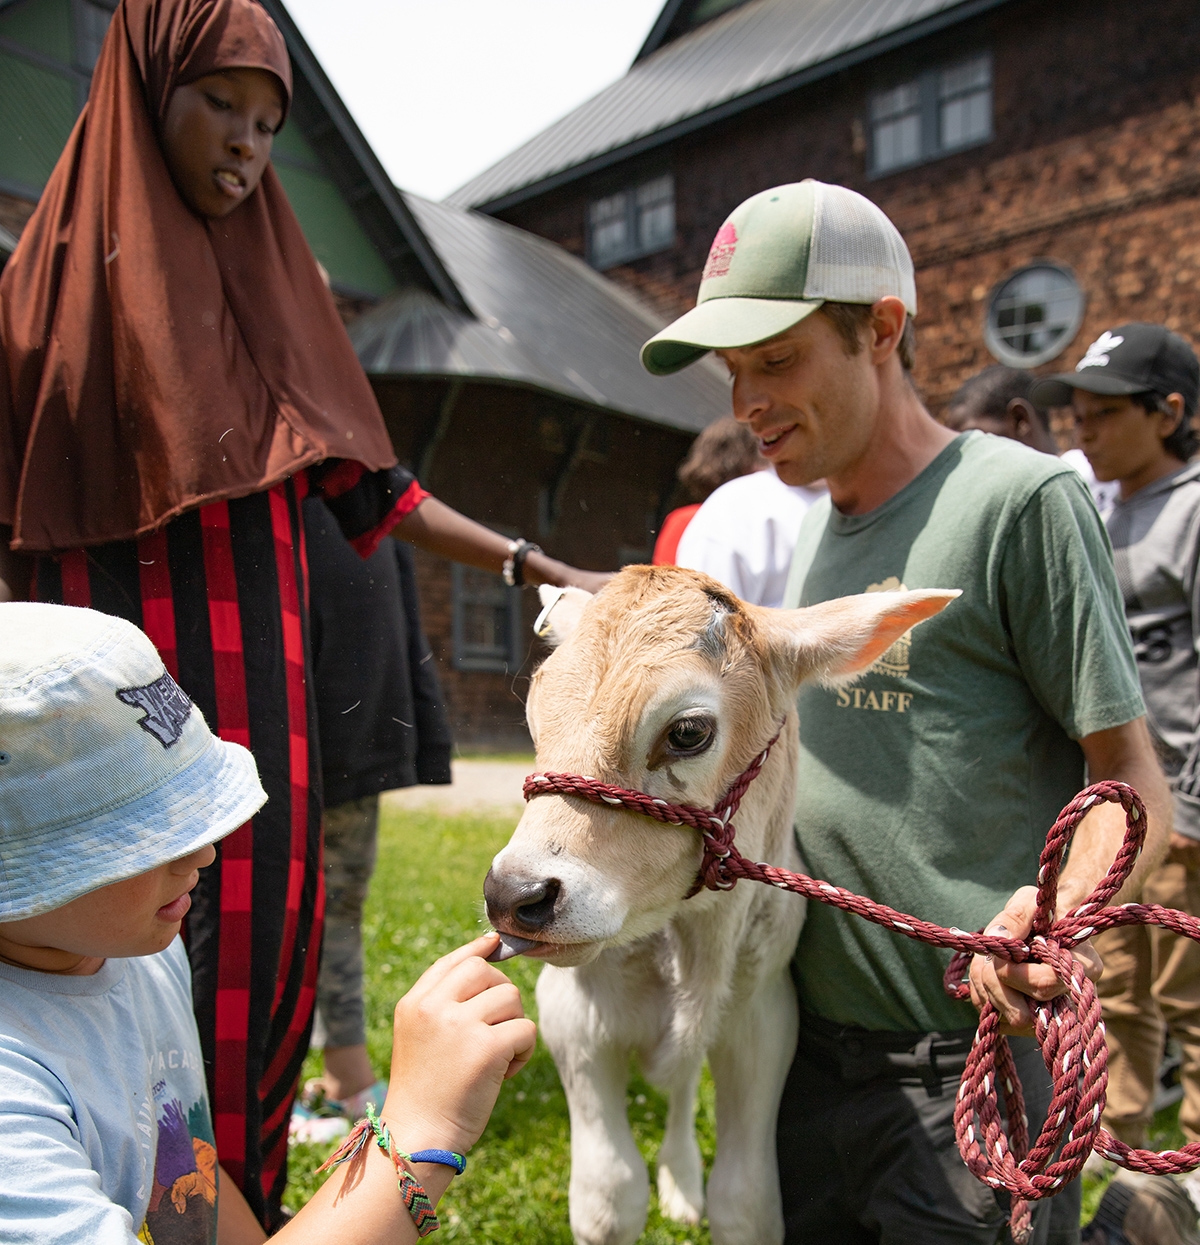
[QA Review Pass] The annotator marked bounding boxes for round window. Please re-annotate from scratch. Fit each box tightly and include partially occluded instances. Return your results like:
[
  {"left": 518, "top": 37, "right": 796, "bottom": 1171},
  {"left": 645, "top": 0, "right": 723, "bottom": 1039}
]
[{"left": 984, "top": 262, "right": 1085, "bottom": 368}]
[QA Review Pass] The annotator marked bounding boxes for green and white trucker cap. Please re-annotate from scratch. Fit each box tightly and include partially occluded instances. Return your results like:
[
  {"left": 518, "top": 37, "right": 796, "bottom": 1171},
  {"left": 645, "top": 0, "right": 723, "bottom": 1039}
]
[{"left": 641, "top": 179, "right": 917, "bottom": 376}]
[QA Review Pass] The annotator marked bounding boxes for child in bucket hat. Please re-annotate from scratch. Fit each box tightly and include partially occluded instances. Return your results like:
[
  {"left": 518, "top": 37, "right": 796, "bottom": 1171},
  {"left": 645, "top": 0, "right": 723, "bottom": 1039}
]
[{"left": 0, "top": 603, "right": 534, "bottom": 1243}]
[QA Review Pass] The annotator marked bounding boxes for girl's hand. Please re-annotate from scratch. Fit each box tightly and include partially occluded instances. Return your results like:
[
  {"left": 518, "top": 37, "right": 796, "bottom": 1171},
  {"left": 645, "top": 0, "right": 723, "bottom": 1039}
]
[{"left": 382, "top": 934, "right": 536, "bottom": 1156}]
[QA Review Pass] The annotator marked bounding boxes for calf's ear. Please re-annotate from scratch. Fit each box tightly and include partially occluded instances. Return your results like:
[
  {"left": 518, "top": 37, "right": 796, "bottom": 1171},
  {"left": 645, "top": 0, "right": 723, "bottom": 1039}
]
[
  {"left": 758, "top": 589, "right": 960, "bottom": 690},
  {"left": 534, "top": 585, "right": 593, "bottom": 648}
]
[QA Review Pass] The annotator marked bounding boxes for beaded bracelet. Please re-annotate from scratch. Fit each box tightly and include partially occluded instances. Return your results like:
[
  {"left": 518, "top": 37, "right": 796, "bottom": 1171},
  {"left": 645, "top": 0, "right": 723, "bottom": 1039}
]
[
  {"left": 502, "top": 538, "right": 542, "bottom": 587},
  {"left": 316, "top": 1103, "right": 466, "bottom": 1237}
]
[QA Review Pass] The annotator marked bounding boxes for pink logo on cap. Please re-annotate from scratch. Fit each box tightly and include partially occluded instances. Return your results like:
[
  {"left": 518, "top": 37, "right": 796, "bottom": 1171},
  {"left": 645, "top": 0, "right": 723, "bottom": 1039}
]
[{"left": 702, "top": 223, "right": 737, "bottom": 281}]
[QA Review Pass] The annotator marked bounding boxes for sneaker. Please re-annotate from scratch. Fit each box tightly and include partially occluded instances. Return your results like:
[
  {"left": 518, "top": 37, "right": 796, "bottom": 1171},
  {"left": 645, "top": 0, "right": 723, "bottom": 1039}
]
[
  {"left": 1081, "top": 1169, "right": 1200, "bottom": 1245},
  {"left": 288, "top": 1100, "right": 351, "bottom": 1146},
  {"left": 298, "top": 1076, "right": 388, "bottom": 1118},
  {"left": 1182, "top": 1168, "right": 1200, "bottom": 1218},
  {"left": 335, "top": 1079, "right": 389, "bottom": 1121}
]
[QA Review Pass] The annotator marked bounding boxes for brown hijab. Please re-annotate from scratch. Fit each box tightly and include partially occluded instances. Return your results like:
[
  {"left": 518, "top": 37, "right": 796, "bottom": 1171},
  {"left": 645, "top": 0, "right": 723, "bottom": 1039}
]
[{"left": 0, "top": 0, "right": 396, "bottom": 553}]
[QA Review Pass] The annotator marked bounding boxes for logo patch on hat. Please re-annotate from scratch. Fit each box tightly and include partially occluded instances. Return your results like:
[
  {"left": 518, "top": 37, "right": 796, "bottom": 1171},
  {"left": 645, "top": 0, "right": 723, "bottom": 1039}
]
[
  {"left": 702, "top": 223, "right": 738, "bottom": 281},
  {"left": 1077, "top": 331, "right": 1124, "bottom": 371},
  {"left": 117, "top": 672, "right": 193, "bottom": 748}
]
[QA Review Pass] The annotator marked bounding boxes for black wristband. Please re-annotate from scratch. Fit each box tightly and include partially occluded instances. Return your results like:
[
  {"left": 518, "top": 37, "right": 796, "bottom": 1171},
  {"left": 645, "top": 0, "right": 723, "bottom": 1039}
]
[
  {"left": 512, "top": 540, "right": 541, "bottom": 587},
  {"left": 503, "top": 539, "right": 542, "bottom": 587}
]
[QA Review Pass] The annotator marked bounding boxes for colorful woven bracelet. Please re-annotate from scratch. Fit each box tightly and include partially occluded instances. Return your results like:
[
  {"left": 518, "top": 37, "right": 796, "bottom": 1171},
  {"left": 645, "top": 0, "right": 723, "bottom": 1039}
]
[{"left": 316, "top": 1103, "right": 466, "bottom": 1237}]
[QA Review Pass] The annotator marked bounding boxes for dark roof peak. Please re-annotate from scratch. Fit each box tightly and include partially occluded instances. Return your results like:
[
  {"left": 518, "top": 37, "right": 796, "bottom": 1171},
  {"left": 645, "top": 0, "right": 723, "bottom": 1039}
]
[{"left": 634, "top": 0, "right": 753, "bottom": 62}]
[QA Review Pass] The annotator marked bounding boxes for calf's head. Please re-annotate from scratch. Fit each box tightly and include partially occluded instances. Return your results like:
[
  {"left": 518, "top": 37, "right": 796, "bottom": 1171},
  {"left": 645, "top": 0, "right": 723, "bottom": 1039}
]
[{"left": 484, "top": 566, "right": 956, "bottom": 966}]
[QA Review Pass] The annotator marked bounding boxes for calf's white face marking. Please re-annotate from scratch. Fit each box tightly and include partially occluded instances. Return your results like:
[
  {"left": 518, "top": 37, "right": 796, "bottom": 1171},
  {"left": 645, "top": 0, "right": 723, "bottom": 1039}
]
[{"left": 490, "top": 658, "right": 736, "bottom": 966}]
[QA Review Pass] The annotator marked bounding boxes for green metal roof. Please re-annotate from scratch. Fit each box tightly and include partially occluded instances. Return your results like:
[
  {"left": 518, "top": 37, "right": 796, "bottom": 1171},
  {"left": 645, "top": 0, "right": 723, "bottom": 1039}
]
[{"left": 450, "top": 0, "right": 1014, "bottom": 213}]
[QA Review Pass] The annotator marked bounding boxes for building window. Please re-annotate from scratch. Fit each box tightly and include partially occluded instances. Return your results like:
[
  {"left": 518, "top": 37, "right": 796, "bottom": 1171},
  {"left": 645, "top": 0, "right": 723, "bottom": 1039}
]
[
  {"left": 984, "top": 262, "right": 1086, "bottom": 369},
  {"left": 587, "top": 174, "right": 674, "bottom": 269},
  {"left": 75, "top": 0, "right": 116, "bottom": 73},
  {"left": 451, "top": 564, "right": 522, "bottom": 673},
  {"left": 868, "top": 53, "right": 992, "bottom": 176}
]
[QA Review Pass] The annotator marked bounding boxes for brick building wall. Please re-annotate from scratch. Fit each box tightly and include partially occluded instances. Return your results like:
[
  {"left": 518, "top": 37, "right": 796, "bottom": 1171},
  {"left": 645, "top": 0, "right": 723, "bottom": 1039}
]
[
  {"left": 373, "top": 377, "right": 695, "bottom": 750},
  {"left": 493, "top": 0, "right": 1200, "bottom": 414}
]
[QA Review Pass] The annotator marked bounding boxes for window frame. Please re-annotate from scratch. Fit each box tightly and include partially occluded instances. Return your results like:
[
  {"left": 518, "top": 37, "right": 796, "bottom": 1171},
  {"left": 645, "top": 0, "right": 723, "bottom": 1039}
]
[
  {"left": 586, "top": 172, "right": 675, "bottom": 270},
  {"left": 73, "top": 0, "right": 117, "bottom": 76},
  {"left": 450, "top": 562, "right": 523, "bottom": 674},
  {"left": 866, "top": 51, "right": 993, "bottom": 179},
  {"left": 983, "top": 260, "right": 1087, "bottom": 369}
]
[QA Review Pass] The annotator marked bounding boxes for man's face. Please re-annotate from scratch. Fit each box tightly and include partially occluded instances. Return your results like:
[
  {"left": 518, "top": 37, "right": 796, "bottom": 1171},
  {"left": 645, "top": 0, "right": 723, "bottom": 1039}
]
[
  {"left": 161, "top": 68, "right": 285, "bottom": 219},
  {"left": 0, "top": 843, "right": 217, "bottom": 973},
  {"left": 1073, "top": 390, "right": 1177, "bottom": 483},
  {"left": 716, "top": 309, "right": 879, "bottom": 487}
]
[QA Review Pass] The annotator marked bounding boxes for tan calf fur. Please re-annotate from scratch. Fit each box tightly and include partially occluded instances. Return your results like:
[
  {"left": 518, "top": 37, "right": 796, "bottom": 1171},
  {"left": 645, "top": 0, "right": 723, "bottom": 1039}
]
[{"left": 485, "top": 566, "right": 956, "bottom": 1245}]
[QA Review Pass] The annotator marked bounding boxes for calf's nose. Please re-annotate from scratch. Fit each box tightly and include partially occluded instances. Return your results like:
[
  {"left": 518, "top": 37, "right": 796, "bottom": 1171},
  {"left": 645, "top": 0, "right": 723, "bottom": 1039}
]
[{"left": 484, "top": 867, "right": 562, "bottom": 933}]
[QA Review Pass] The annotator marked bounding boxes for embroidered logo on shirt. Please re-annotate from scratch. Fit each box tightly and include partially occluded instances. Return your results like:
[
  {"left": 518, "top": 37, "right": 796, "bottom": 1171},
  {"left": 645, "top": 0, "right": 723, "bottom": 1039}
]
[
  {"left": 865, "top": 577, "right": 913, "bottom": 677},
  {"left": 1076, "top": 331, "right": 1124, "bottom": 371},
  {"left": 117, "top": 672, "right": 193, "bottom": 748},
  {"left": 702, "top": 223, "right": 738, "bottom": 281}
]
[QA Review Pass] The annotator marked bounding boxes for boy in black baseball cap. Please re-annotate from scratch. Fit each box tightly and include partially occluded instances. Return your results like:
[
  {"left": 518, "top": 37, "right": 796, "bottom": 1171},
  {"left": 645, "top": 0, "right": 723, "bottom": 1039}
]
[
  {"left": 1036, "top": 325, "right": 1200, "bottom": 1204},
  {"left": 1031, "top": 323, "right": 1199, "bottom": 493}
]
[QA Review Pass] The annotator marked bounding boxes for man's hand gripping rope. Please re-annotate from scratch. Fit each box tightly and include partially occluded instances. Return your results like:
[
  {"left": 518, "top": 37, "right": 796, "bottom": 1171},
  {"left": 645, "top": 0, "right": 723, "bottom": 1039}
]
[{"left": 525, "top": 739, "right": 1200, "bottom": 1244}]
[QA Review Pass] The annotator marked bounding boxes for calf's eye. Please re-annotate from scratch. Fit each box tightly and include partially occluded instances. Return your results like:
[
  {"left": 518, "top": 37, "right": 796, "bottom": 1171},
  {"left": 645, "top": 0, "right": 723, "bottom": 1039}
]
[{"left": 666, "top": 717, "right": 715, "bottom": 755}]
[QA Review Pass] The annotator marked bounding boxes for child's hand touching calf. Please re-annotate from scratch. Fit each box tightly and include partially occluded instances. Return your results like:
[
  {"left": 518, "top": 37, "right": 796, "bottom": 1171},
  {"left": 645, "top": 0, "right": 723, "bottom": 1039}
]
[
  {"left": 385, "top": 934, "right": 537, "bottom": 1156},
  {"left": 249, "top": 932, "right": 536, "bottom": 1245}
]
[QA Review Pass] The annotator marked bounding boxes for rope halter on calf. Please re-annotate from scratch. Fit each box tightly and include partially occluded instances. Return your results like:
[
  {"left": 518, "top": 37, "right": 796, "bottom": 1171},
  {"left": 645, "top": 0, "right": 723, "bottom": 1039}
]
[{"left": 524, "top": 735, "right": 1200, "bottom": 1244}]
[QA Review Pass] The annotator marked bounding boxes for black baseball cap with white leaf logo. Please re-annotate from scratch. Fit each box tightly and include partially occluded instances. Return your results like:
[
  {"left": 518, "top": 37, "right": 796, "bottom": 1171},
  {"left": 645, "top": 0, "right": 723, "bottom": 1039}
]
[{"left": 1031, "top": 323, "right": 1200, "bottom": 416}]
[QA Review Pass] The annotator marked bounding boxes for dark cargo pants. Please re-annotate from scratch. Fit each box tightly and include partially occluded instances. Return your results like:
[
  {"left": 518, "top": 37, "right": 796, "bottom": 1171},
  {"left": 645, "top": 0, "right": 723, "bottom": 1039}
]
[{"left": 777, "top": 1018, "right": 1081, "bottom": 1244}]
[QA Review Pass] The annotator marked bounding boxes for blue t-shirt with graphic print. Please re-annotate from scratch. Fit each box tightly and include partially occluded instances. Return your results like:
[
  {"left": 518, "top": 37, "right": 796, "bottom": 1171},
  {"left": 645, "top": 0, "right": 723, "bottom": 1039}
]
[{"left": 0, "top": 937, "right": 217, "bottom": 1244}]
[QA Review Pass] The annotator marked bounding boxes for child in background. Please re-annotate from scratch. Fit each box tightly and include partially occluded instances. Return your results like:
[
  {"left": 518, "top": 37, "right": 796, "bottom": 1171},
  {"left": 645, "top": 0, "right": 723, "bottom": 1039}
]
[{"left": 0, "top": 602, "right": 535, "bottom": 1244}]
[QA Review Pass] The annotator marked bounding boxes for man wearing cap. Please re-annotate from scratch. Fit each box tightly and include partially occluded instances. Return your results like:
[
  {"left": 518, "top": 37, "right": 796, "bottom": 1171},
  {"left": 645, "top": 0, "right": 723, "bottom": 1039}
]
[
  {"left": 1033, "top": 326, "right": 1200, "bottom": 1188},
  {"left": 642, "top": 181, "right": 1171, "bottom": 1244}
]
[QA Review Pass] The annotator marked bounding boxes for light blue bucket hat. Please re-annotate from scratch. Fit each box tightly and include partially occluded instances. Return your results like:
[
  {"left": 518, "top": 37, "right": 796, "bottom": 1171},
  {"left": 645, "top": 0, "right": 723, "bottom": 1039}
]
[{"left": 0, "top": 602, "right": 266, "bottom": 920}]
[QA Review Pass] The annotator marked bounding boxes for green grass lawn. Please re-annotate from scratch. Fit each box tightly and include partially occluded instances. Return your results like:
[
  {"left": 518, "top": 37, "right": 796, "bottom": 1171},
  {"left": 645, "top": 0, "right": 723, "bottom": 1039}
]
[
  {"left": 282, "top": 802, "right": 1179, "bottom": 1240},
  {"left": 284, "top": 805, "right": 715, "bottom": 1243}
]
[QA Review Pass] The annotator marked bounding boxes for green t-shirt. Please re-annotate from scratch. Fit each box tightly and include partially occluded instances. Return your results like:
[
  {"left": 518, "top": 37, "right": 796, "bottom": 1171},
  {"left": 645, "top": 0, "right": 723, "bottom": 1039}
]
[{"left": 784, "top": 431, "right": 1144, "bottom": 1033}]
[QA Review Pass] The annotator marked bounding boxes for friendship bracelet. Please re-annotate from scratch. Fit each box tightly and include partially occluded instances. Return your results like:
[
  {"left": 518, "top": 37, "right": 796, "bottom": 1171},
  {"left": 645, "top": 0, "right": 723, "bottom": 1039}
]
[{"left": 316, "top": 1103, "right": 466, "bottom": 1237}]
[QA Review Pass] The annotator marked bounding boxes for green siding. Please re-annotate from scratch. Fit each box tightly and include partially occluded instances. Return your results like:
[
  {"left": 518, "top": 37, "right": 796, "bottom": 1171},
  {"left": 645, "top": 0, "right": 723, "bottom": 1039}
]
[
  {"left": 271, "top": 121, "right": 322, "bottom": 170},
  {"left": 688, "top": 0, "right": 749, "bottom": 27},
  {"left": 0, "top": 49, "right": 76, "bottom": 190},
  {"left": 273, "top": 161, "right": 395, "bottom": 298},
  {"left": 0, "top": 0, "right": 398, "bottom": 299},
  {"left": 0, "top": 0, "right": 72, "bottom": 64}
]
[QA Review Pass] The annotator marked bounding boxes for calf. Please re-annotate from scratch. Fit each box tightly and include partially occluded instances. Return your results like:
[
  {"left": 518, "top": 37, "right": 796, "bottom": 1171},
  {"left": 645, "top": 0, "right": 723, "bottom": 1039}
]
[{"left": 484, "top": 566, "right": 955, "bottom": 1245}]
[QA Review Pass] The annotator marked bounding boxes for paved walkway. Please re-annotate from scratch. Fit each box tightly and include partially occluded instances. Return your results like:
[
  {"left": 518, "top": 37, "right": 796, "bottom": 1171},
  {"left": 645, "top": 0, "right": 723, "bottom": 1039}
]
[{"left": 382, "top": 758, "right": 533, "bottom": 815}]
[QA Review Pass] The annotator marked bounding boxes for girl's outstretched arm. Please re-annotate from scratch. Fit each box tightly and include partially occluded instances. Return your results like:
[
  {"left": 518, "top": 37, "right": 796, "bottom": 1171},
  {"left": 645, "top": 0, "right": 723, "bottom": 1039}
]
[{"left": 394, "top": 496, "right": 611, "bottom": 593}]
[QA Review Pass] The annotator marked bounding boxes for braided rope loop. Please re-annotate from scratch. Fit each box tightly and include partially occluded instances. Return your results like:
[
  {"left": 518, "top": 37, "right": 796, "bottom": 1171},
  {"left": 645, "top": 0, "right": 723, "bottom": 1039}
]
[{"left": 524, "top": 752, "right": 1200, "bottom": 1243}]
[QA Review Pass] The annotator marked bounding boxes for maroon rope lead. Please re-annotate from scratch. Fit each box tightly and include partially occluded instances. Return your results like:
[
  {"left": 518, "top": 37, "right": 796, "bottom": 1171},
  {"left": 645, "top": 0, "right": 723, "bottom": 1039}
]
[{"left": 525, "top": 740, "right": 1200, "bottom": 1244}]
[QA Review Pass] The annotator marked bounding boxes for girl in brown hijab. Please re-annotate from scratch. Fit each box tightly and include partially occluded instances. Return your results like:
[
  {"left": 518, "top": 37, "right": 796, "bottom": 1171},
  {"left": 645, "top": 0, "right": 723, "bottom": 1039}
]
[{"left": 0, "top": 0, "right": 602, "bottom": 1224}]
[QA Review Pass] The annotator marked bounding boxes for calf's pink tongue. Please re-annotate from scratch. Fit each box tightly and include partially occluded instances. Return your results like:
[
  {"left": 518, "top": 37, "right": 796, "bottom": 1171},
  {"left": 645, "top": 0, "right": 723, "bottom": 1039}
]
[{"left": 486, "top": 933, "right": 541, "bottom": 962}]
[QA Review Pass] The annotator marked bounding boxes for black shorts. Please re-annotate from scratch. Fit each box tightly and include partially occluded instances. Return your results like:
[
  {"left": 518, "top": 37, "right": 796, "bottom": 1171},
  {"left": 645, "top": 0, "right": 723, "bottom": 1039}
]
[{"left": 776, "top": 1016, "right": 1081, "bottom": 1244}]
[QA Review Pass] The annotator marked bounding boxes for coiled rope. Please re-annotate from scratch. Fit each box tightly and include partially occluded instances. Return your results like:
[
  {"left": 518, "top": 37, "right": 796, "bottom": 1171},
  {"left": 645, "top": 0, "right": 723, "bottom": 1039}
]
[{"left": 524, "top": 733, "right": 1200, "bottom": 1243}]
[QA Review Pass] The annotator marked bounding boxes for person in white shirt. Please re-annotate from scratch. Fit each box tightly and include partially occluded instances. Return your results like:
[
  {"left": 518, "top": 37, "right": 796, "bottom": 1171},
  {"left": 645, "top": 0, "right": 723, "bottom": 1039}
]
[{"left": 676, "top": 468, "right": 824, "bottom": 607}]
